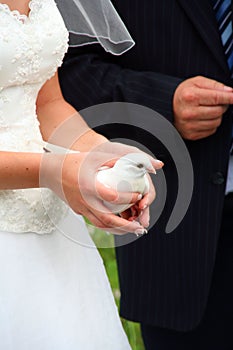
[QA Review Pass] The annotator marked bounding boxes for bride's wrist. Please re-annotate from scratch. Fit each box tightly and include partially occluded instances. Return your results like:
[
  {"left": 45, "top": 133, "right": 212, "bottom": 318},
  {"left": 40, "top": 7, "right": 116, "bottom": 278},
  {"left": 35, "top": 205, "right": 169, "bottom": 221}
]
[
  {"left": 39, "top": 153, "right": 63, "bottom": 190},
  {"left": 71, "top": 129, "right": 108, "bottom": 152},
  {"left": 39, "top": 152, "right": 80, "bottom": 202},
  {"left": 0, "top": 151, "right": 42, "bottom": 190}
]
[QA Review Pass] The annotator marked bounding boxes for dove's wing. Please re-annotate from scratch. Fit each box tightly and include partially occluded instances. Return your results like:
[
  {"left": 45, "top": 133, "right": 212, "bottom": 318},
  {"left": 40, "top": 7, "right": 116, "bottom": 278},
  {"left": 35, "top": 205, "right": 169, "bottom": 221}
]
[{"left": 96, "top": 167, "right": 150, "bottom": 214}]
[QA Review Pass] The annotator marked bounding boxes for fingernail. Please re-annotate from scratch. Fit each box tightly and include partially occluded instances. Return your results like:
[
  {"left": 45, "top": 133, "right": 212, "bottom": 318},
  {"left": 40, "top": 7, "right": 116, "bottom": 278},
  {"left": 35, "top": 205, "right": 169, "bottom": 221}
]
[
  {"left": 224, "top": 85, "right": 233, "bottom": 92},
  {"left": 142, "top": 204, "right": 148, "bottom": 210},
  {"left": 135, "top": 228, "right": 148, "bottom": 236},
  {"left": 137, "top": 194, "right": 143, "bottom": 200}
]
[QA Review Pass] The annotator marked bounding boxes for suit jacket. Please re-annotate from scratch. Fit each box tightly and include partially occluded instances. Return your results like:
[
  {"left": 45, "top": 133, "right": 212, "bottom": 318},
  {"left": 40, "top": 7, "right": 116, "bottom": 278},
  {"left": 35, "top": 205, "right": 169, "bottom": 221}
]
[{"left": 59, "top": 0, "right": 233, "bottom": 331}]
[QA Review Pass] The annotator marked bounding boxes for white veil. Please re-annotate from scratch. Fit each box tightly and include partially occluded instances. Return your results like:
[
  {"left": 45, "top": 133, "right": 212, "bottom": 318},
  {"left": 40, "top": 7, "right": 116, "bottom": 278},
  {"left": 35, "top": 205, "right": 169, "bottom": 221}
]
[{"left": 55, "top": 0, "right": 135, "bottom": 55}]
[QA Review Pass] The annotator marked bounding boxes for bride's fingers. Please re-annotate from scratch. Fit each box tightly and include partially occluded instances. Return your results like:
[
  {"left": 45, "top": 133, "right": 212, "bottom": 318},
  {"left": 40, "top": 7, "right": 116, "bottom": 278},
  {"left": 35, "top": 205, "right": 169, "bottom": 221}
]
[
  {"left": 83, "top": 211, "right": 107, "bottom": 230},
  {"left": 139, "top": 206, "right": 150, "bottom": 228},
  {"left": 137, "top": 176, "right": 155, "bottom": 227},
  {"left": 95, "top": 181, "right": 141, "bottom": 205},
  {"left": 138, "top": 176, "right": 156, "bottom": 210},
  {"left": 110, "top": 191, "right": 142, "bottom": 204},
  {"left": 137, "top": 193, "right": 152, "bottom": 228},
  {"left": 90, "top": 206, "right": 146, "bottom": 234},
  {"left": 120, "top": 204, "right": 150, "bottom": 228},
  {"left": 77, "top": 202, "right": 146, "bottom": 234},
  {"left": 85, "top": 210, "right": 144, "bottom": 235},
  {"left": 148, "top": 158, "right": 164, "bottom": 170},
  {"left": 79, "top": 195, "right": 145, "bottom": 234},
  {"left": 100, "top": 152, "right": 164, "bottom": 171},
  {"left": 96, "top": 213, "right": 144, "bottom": 233},
  {"left": 94, "top": 181, "right": 119, "bottom": 202}
]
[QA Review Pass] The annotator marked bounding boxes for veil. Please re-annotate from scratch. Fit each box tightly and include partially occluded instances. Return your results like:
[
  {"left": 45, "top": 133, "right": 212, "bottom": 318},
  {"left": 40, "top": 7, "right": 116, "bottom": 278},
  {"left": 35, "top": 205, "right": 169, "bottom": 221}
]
[{"left": 55, "top": 0, "right": 135, "bottom": 55}]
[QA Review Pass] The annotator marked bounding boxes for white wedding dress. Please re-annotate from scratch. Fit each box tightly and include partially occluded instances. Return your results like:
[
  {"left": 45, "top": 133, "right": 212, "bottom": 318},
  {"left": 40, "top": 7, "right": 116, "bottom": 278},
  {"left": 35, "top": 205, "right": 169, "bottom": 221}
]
[{"left": 0, "top": 1, "right": 131, "bottom": 349}]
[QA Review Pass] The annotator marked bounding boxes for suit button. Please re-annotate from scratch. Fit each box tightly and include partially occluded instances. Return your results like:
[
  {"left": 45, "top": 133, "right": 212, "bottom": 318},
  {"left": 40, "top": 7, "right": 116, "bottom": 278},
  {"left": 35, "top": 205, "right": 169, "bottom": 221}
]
[{"left": 211, "top": 172, "right": 225, "bottom": 185}]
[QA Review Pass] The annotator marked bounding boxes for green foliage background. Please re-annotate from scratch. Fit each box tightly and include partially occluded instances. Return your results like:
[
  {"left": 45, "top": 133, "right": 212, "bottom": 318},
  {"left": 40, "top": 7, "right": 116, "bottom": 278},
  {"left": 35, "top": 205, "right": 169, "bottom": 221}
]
[{"left": 88, "top": 224, "right": 145, "bottom": 350}]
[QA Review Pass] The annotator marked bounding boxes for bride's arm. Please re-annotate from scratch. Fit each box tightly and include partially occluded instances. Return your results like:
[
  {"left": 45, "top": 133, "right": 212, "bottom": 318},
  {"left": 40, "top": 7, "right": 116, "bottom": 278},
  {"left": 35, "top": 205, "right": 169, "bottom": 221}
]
[
  {"left": 36, "top": 72, "right": 107, "bottom": 151},
  {"left": 0, "top": 71, "right": 84, "bottom": 192},
  {"left": 0, "top": 149, "right": 146, "bottom": 234},
  {"left": 0, "top": 151, "right": 41, "bottom": 190}
]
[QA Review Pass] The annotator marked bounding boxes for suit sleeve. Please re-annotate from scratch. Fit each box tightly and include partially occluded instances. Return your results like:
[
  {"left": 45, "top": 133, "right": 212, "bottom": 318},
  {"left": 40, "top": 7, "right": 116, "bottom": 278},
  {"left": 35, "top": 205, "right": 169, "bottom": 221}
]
[{"left": 59, "top": 46, "right": 182, "bottom": 123}]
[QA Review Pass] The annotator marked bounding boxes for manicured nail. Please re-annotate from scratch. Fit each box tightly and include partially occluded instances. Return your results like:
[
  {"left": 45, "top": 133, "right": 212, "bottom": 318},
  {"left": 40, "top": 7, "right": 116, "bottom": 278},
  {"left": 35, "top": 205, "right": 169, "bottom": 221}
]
[
  {"left": 135, "top": 228, "right": 148, "bottom": 236},
  {"left": 142, "top": 204, "right": 148, "bottom": 210},
  {"left": 223, "top": 85, "right": 233, "bottom": 92},
  {"left": 137, "top": 194, "right": 143, "bottom": 200}
]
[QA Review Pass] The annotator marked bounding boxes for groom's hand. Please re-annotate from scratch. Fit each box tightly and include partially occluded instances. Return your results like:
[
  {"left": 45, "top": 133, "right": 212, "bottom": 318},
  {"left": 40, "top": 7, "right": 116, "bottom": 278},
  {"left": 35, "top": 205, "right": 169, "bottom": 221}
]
[{"left": 173, "top": 76, "right": 233, "bottom": 140}]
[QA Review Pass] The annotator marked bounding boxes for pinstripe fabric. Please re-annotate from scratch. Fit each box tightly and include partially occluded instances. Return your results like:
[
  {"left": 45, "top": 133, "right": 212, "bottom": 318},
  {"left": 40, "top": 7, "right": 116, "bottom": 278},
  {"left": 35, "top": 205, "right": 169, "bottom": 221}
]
[
  {"left": 212, "top": 0, "right": 233, "bottom": 76},
  {"left": 59, "top": 0, "right": 233, "bottom": 330}
]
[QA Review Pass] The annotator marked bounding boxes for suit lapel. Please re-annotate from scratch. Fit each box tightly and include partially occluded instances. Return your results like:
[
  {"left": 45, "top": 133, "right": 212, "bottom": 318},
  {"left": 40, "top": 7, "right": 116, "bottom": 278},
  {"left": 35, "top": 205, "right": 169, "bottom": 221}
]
[{"left": 177, "top": 0, "right": 229, "bottom": 74}]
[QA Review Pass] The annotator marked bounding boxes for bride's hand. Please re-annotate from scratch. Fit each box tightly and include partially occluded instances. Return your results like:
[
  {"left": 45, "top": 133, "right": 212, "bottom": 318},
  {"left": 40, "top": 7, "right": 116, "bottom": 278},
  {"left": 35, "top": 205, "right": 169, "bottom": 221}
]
[
  {"left": 40, "top": 151, "right": 143, "bottom": 234},
  {"left": 120, "top": 174, "right": 155, "bottom": 228},
  {"left": 95, "top": 141, "right": 162, "bottom": 230},
  {"left": 40, "top": 141, "right": 163, "bottom": 235}
]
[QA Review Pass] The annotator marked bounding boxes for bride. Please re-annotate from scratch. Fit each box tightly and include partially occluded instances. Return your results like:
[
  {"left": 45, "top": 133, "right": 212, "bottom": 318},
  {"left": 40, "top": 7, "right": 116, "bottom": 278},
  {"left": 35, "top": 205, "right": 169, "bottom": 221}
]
[{"left": 0, "top": 0, "right": 163, "bottom": 349}]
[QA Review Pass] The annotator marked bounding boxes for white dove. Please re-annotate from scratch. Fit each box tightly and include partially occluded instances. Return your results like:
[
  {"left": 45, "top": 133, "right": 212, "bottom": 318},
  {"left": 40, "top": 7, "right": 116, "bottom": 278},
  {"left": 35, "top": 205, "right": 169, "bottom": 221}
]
[{"left": 96, "top": 152, "right": 156, "bottom": 214}]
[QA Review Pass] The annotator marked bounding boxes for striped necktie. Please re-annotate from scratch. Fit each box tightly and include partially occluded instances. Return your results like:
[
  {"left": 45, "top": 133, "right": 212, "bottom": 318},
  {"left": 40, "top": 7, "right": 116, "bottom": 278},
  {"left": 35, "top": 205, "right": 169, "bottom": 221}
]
[{"left": 212, "top": 0, "right": 233, "bottom": 77}]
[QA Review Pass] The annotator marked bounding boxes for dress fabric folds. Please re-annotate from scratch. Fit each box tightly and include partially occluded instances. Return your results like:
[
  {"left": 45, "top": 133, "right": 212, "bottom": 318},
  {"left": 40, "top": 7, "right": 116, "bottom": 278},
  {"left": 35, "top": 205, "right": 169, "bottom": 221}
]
[{"left": 0, "top": 0, "right": 131, "bottom": 348}]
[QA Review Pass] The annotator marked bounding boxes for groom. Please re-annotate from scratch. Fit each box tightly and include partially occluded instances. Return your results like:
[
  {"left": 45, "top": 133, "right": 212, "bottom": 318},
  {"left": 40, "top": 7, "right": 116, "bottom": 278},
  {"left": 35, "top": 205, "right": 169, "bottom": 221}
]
[{"left": 59, "top": 0, "right": 233, "bottom": 348}]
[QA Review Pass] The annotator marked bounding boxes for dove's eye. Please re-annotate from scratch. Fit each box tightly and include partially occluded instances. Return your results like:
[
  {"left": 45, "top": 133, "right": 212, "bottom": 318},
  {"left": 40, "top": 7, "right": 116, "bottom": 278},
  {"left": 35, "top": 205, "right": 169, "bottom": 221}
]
[{"left": 137, "top": 163, "right": 144, "bottom": 169}]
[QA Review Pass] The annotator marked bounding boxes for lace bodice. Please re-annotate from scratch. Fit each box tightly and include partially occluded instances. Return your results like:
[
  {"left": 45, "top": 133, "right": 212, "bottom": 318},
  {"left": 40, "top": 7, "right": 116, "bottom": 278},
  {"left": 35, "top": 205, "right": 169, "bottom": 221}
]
[{"left": 0, "top": 0, "right": 69, "bottom": 233}]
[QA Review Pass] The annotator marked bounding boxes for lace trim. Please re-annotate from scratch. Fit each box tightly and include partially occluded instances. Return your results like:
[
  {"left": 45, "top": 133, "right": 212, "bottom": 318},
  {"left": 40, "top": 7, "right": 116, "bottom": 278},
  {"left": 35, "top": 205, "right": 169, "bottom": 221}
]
[{"left": 0, "top": 0, "right": 40, "bottom": 24}]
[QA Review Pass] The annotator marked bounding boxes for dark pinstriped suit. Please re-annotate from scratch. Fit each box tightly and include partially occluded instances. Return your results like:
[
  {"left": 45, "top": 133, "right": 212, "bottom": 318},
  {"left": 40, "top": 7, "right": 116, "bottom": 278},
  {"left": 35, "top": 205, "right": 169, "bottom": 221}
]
[{"left": 59, "top": 0, "right": 233, "bottom": 333}]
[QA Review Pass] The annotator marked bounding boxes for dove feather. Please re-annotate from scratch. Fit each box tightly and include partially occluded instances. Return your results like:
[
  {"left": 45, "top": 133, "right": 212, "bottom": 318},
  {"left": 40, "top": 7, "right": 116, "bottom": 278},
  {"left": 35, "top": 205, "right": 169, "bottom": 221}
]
[{"left": 96, "top": 153, "right": 153, "bottom": 214}]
